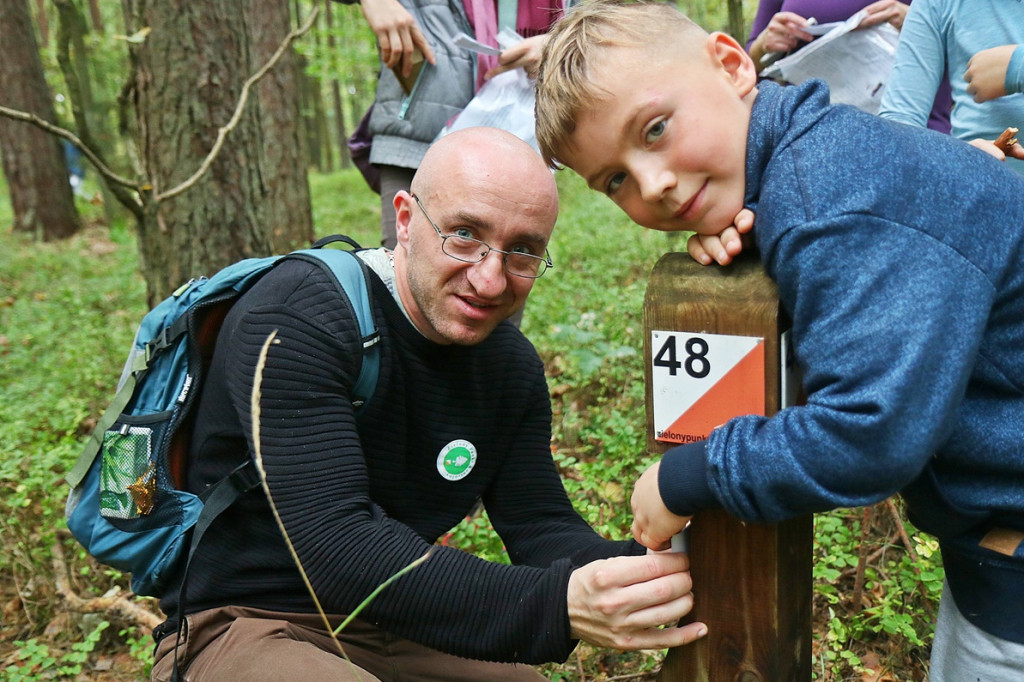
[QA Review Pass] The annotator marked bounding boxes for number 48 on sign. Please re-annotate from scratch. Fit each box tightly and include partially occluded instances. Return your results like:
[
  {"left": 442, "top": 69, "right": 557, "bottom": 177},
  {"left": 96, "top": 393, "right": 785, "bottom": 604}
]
[{"left": 651, "top": 331, "right": 765, "bottom": 444}]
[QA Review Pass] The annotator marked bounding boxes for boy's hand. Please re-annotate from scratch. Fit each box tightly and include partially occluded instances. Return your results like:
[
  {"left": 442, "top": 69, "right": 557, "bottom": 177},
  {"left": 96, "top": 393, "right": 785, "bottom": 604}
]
[
  {"left": 686, "top": 208, "right": 754, "bottom": 266},
  {"left": 567, "top": 552, "right": 707, "bottom": 650},
  {"left": 857, "top": 0, "right": 908, "bottom": 31},
  {"left": 965, "top": 45, "right": 1016, "bottom": 103},
  {"left": 359, "top": 0, "right": 437, "bottom": 77},
  {"left": 630, "top": 461, "right": 692, "bottom": 551},
  {"left": 484, "top": 34, "right": 550, "bottom": 80}
]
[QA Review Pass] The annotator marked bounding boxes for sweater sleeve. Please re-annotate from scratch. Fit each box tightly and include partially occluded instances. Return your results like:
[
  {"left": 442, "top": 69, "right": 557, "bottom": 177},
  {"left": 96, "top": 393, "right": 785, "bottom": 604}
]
[
  {"left": 878, "top": 0, "right": 946, "bottom": 128},
  {"left": 703, "top": 216, "right": 994, "bottom": 523},
  {"left": 222, "top": 264, "right": 592, "bottom": 664},
  {"left": 1006, "top": 45, "right": 1024, "bottom": 95}
]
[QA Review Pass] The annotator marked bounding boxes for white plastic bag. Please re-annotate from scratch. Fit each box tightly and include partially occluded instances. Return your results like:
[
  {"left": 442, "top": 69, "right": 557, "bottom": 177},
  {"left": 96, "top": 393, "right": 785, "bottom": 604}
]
[{"left": 438, "top": 69, "right": 539, "bottom": 153}]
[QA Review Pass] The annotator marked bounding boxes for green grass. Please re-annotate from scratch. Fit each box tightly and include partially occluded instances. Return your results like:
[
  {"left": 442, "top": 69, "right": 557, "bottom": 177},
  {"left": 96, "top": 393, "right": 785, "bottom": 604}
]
[{"left": 0, "top": 167, "right": 939, "bottom": 681}]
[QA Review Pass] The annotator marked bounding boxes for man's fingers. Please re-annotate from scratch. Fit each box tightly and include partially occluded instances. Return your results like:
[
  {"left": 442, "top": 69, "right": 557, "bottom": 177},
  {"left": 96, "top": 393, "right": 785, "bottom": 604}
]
[
  {"left": 626, "top": 592, "right": 696, "bottom": 632},
  {"left": 606, "top": 620, "right": 708, "bottom": 651}
]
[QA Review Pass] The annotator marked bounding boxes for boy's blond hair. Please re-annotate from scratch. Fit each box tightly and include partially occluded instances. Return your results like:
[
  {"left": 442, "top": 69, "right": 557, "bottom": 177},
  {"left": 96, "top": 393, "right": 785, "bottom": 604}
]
[{"left": 535, "top": 0, "right": 706, "bottom": 168}]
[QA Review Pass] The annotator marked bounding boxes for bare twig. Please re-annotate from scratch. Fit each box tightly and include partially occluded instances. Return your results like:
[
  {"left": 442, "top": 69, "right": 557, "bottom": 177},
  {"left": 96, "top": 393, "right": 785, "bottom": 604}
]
[
  {"left": 885, "top": 498, "right": 920, "bottom": 567},
  {"left": 839, "top": 541, "right": 891, "bottom": 580},
  {"left": 576, "top": 647, "right": 587, "bottom": 682},
  {"left": 605, "top": 671, "right": 660, "bottom": 681},
  {"left": 0, "top": 105, "right": 141, "bottom": 192},
  {"left": 250, "top": 331, "right": 343, "bottom": 655},
  {"left": 51, "top": 530, "right": 162, "bottom": 631},
  {"left": 155, "top": 7, "right": 318, "bottom": 202},
  {"left": 851, "top": 505, "right": 872, "bottom": 609},
  {"left": 884, "top": 497, "right": 935, "bottom": 616}
]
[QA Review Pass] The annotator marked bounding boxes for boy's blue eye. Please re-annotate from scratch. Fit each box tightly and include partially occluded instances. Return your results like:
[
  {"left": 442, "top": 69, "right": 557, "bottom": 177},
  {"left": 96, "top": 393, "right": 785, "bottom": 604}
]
[
  {"left": 645, "top": 120, "right": 665, "bottom": 144},
  {"left": 453, "top": 227, "right": 475, "bottom": 239},
  {"left": 606, "top": 172, "right": 626, "bottom": 194}
]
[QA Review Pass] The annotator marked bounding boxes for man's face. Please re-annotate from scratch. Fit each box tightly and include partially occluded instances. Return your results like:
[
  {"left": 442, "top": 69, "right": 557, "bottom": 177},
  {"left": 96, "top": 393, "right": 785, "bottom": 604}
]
[
  {"left": 562, "top": 37, "right": 754, "bottom": 235},
  {"left": 394, "top": 185, "right": 554, "bottom": 346}
]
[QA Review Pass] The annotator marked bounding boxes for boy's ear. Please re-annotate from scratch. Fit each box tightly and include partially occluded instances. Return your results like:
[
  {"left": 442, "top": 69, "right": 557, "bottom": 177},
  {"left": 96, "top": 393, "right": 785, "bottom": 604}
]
[{"left": 706, "top": 32, "right": 758, "bottom": 97}]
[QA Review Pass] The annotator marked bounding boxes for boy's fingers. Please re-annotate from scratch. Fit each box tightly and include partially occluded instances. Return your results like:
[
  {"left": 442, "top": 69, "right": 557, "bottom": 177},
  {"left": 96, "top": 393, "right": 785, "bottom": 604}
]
[{"left": 686, "top": 235, "right": 713, "bottom": 265}]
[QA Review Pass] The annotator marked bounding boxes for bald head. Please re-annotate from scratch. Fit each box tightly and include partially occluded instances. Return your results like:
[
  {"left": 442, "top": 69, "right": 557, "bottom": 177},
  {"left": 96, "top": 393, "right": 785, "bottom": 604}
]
[{"left": 412, "top": 128, "right": 558, "bottom": 223}]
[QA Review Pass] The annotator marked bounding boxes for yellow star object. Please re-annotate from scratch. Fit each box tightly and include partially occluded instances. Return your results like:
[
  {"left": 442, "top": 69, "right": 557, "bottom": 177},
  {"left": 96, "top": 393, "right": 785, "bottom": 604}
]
[{"left": 127, "top": 462, "right": 157, "bottom": 515}]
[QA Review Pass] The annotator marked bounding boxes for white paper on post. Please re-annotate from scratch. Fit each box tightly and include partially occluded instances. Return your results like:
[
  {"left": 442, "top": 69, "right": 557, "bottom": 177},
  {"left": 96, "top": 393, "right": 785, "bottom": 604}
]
[{"left": 761, "top": 10, "right": 900, "bottom": 114}]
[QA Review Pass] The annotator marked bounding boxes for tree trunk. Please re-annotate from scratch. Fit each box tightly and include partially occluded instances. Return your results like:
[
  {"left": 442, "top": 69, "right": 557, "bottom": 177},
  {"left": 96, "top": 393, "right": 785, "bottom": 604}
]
[
  {"left": 86, "top": 0, "right": 104, "bottom": 33},
  {"left": 55, "top": 0, "right": 121, "bottom": 224},
  {"left": 0, "top": 0, "right": 80, "bottom": 240},
  {"left": 247, "top": 0, "right": 314, "bottom": 252},
  {"left": 299, "top": 58, "right": 322, "bottom": 171},
  {"left": 309, "top": 0, "right": 333, "bottom": 173},
  {"left": 727, "top": 0, "right": 745, "bottom": 44},
  {"left": 33, "top": 0, "right": 47, "bottom": 46},
  {"left": 122, "top": 0, "right": 272, "bottom": 306},
  {"left": 324, "top": 0, "right": 351, "bottom": 169}
]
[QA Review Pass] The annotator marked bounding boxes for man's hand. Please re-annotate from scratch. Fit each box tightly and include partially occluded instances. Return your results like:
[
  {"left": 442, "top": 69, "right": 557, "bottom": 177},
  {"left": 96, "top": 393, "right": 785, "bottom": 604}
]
[
  {"left": 965, "top": 45, "right": 1016, "bottom": 103},
  {"left": 359, "top": 0, "right": 436, "bottom": 77},
  {"left": 686, "top": 208, "right": 754, "bottom": 266},
  {"left": 857, "top": 0, "right": 909, "bottom": 31},
  {"left": 630, "top": 461, "right": 692, "bottom": 551},
  {"left": 484, "top": 34, "right": 550, "bottom": 80},
  {"left": 567, "top": 553, "right": 707, "bottom": 650}
]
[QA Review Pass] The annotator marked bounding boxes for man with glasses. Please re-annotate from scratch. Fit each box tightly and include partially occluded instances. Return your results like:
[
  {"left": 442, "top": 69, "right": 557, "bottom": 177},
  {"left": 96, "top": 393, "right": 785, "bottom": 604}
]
[{"left": 150, "top": 128, "right": 705, "bottom": 682}]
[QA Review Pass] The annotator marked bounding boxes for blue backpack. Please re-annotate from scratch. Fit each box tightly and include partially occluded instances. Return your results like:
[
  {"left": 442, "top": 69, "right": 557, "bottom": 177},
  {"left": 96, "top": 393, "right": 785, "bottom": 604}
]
[{"left": 64, "top": 236, "right": 380, "bottom": 598}]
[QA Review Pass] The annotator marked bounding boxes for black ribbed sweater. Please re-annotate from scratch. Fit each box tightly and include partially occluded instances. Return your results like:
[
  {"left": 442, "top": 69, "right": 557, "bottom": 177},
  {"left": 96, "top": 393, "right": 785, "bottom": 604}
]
[{"left": 155, "top": 258, "right": 640, "bottom": 664}]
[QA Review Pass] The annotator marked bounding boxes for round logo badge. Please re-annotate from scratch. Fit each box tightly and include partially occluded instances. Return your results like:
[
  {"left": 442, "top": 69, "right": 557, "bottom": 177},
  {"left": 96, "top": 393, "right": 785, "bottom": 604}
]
[{"left": 437, "top": 439, "right": 477, "bottom": 481}]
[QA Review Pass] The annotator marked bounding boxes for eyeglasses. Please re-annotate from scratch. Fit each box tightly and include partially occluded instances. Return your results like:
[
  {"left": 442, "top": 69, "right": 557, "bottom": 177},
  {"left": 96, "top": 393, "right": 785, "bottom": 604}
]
[{"left": 411, "top": 194, "right": 553, "bottom": 279}]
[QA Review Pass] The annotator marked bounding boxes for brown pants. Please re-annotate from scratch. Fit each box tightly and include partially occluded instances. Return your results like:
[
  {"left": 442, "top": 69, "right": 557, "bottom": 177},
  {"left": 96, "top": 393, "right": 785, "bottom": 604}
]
[{"left": 151, "top": 606, "right": 547, "bottom": 682}]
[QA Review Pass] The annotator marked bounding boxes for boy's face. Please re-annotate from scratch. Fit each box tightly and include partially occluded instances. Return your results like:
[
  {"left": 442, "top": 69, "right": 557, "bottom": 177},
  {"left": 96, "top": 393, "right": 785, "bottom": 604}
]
[{"left": 561, "top": 33, "right": 757, "bottom": 235}]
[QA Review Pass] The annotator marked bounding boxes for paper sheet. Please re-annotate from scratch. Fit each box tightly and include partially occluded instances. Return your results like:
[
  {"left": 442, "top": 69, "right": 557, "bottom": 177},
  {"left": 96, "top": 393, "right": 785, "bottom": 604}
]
[{"left": 761, "top": 10, "right": 900, "bottom": 114}]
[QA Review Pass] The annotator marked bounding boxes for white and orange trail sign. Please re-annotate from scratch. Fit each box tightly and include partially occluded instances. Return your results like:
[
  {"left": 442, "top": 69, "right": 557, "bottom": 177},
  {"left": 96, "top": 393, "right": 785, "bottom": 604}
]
[{"left": 651, "top": 331, "right": 765, "bottom": 444}]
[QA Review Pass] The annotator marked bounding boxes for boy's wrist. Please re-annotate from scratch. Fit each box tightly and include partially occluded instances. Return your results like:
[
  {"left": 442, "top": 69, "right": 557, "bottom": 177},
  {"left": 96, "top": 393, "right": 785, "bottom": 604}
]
[{"left": 658, "top": 442, "right": 720, "bottom": 516}]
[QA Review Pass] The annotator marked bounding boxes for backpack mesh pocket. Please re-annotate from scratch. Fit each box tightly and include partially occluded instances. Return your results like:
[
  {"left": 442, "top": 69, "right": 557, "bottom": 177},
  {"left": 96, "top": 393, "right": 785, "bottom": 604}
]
[{"left": 99, "top": 412, "right": 171, "bottom": 520}]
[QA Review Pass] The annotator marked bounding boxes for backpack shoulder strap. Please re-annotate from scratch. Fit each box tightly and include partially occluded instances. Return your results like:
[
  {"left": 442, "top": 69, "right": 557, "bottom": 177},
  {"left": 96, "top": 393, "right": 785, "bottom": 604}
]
[{"left": 286, "top": 248, "right": 380, "bottom": 411}]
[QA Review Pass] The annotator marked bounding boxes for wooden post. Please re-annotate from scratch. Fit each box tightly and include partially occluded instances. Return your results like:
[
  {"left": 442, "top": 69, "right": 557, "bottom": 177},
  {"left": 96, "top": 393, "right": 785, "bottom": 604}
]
[{"left": 643, "top": 252, "right": 812, "bottom": 682}]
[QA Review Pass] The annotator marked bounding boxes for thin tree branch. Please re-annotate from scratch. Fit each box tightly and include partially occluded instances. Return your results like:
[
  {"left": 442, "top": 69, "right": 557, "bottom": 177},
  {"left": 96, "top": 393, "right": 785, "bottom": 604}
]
[
  {"left": 154, "top": 6, "right": 318, "bottom": 202},
  {"left": 0, "top": 105, "right": 142, "bottom": 193},
  {"left": 52, "top": 530, "right": 162, "bottom": 632}
]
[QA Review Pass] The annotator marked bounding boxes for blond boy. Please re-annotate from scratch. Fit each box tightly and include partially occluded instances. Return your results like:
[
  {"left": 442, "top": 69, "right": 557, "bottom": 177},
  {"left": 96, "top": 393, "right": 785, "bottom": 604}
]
[{"left": 535, "top": 2, "right": 1024, "bottom": 678}]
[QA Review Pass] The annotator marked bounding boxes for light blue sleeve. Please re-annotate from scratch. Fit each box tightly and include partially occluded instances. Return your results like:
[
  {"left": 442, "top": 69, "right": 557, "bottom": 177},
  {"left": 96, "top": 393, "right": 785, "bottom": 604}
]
[
  {"left": 1006, "top": 45, "right": 1024, "bottom": 95},
  {"left": 877, "top": 0, "right": 946, "bottom": 127}
]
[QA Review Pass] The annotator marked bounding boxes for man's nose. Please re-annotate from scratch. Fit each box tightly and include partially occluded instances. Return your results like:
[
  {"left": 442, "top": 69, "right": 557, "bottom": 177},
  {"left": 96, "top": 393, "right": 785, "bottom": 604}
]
[{"left": 467, "top": 250, "right": 509, "bottom": 297}]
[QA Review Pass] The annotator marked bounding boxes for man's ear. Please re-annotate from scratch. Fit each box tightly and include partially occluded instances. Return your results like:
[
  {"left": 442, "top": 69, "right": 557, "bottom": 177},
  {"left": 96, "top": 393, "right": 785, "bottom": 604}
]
[
  {"left": 394, "top": 190, "right": 414, "bottom": 247},
  {"left": 706, "top": 32, "right": 758, "bottom": 97}
]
